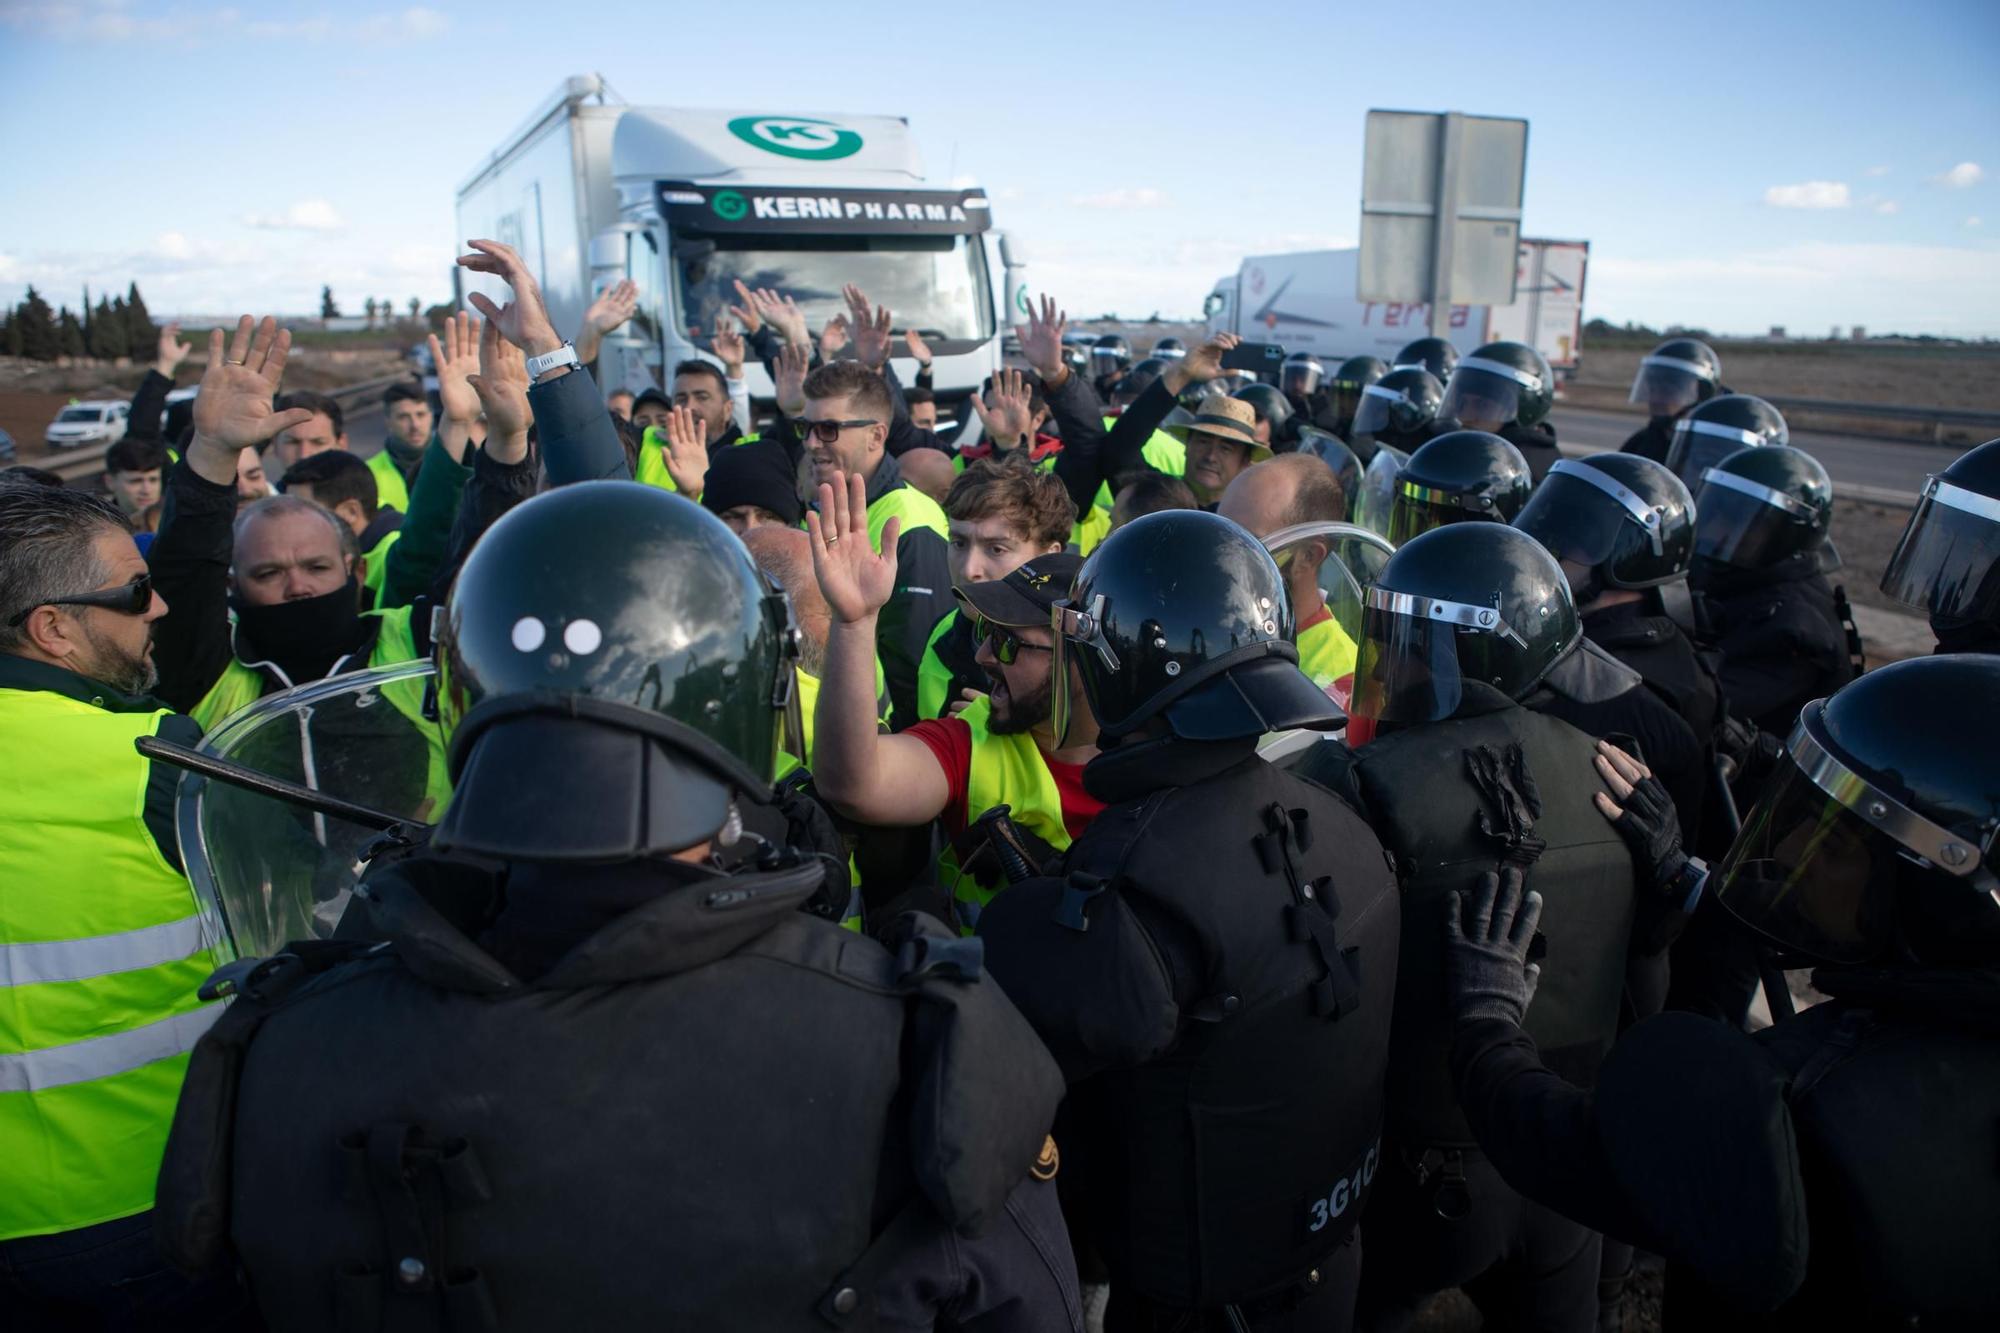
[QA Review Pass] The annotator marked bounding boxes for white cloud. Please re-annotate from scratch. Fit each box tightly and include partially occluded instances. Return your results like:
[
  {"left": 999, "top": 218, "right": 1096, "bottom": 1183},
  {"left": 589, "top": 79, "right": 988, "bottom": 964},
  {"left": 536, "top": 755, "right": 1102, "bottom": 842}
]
[
  {"left": 1864, "top": 165, "right": 1891, "bottom": 178},
  {"left": 242, "top": 199, "right": 344, "bottom": 231},
  {"left": 1069, "top": 188, "right": 1170, "bottom": 211},
  {"left": 1873, "top": 200, "right": 1899, "bottom": 215},
  {"left": 1969, "top": 217, "right": 1985, "bottom": 229},
  {"left": 1933, "top": 162, "right": 1983, "bottom": 188},
  {"left": 1763, "top": 181, "right": 1850, "bottom": 209}
]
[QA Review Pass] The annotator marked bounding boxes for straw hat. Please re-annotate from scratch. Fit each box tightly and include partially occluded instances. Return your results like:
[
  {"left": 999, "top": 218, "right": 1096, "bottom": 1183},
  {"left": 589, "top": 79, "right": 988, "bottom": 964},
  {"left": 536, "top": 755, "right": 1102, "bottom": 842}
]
[{"left": 1165, "top": 394, "right": 1272, "bottom": 462}]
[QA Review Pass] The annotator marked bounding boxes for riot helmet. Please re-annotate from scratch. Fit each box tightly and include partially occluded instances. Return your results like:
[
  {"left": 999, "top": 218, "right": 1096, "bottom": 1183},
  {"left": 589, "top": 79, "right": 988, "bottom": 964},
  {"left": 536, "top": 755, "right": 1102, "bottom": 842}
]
[
  {"left": 1513, "top": 453, "right": 1696, "bottom": 601},
  {"left": 1090, "top": 333, "right": 1133, "bottom": 379},
  {"left": 1665, "top": 393, "right": 1788, "bottom": 492},
  {"left": 1178, "top": 376, "right": 1228, "bottom": 411},
  {"left": 1387, "top": 430, "right": 1532, "bottom": 545},
  {"left": 1716, "top": 654, "right": 2000, "bottom": 967},
  {"left": 1280, "top": 351, "right": 1324, "bottom": 399},
  {"left": 1440, "top": 341, "right": 1555, "bottom": 433},
  {"left": 1628, "top": 337, "right": 1722, "bottom": 419},
  {"left": 1392, "top": 336, "right": 1460, "bottom": 385},
  {"left": 1150, "top": 336, "right": 1187, "bottom": 361},
  {"left": 1880, "top": 438, "right": 2000, "bottom": 635},
  {"left": 1350, "top": 366, "right": 1444, "bottom": 441},
  {"left": 1052, "top": 509, "right": 1341, "bottom": 744},
  {"left": 1061, "top": 342, "right": 1090, "bottom": 378},
  {"left": 1297, "top": 428, "right": 1364, "bottom": 522},
  {"left": 1329, "top": 355, "right": 1389, "bottom": 422},
  {"left": 1693, "top": 445, "right": 1832, "bottom": 571},
  {"left": 434, "top": 482, "right": 797, "bottom": 861},
  {"left": 1114, "top": 357, "right": 1171, "bottom": 404},
  {"left": 1233, "top": 382, "right": 1295, "bottom": 444},
  {"left": 1354, "top": 444, "right": 1410, "bottom": 537},
  {"left": 1348, "top": 523, "right": 1580, "bottom": 746}
]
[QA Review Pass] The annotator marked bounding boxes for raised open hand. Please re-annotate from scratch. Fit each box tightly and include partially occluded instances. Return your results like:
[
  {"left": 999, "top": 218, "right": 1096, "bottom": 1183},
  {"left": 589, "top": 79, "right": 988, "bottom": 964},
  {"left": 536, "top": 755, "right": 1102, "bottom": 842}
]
[
  {"left": 468, "top": 316, "right": 532, "bottom": 463},
  {"left": 1017, "top": 294, "right": 1068, "bottom": 381},
  {"left": 156, "top": 321, "right": 191, "bottom": 377},
  {"left": 903, "top": 327, "right": 934, "bottom": 367},
  {"left": 1171, "top": 332, "right": 1241, "bottom": 392},
  {"left": 662, "top": 403, "right": 711, "bottom": 496},
  {"left": 745, "top": 286, "right": 809, "bottom": 348},
  {"left": 713, "top": 318, "right": 747, "bottom": 378},
  {"left": 584, "top": 279, "right": 638, "bottom": 336},
  {"left": 429, "top": 312, "right": 483, "bottom": 424},
  {"left": 457, "top": 239, "right": 562, "bottom": 357},
  {"left": 819, "top": 313, "right": 851, "bottom": 361},
  {"left": 775, "top": 340, "right": 811, "bottom": 416},
  {"left": 807, "top": 471, "right": 901, "bottom": 624},
  {"left": 842, "top": 284, "right": 893, "bottom": 369},
  {"left": 970, "top": 368, "right": 1034, "bottom": 447},
  {"left": 728, "top": 280, "right": 764, "bottom": 337},
  {"left": 191, "top": 317, "right": 313, "bottom": 455}
]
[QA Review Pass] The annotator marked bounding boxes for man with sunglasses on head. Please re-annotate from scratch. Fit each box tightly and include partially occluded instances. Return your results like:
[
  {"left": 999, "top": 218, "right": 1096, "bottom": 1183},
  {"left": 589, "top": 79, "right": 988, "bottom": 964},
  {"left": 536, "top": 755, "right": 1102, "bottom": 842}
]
[
  {"left": 808, "top": 473, "right": 1104, "bottom": 933},
  {"left": 0, "top": 482, "right": 253, "bottom": 1327},
  {"left": 787, "top": 360, "right": 954, "bottom": 730}
]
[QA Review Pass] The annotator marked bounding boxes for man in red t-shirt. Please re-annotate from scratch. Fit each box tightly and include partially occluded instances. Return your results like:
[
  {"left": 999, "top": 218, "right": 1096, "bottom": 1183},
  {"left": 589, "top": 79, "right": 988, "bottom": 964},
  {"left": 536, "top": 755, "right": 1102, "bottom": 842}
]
[{"left": 806, "top": 473, "right": 1104, "bottom": 926}]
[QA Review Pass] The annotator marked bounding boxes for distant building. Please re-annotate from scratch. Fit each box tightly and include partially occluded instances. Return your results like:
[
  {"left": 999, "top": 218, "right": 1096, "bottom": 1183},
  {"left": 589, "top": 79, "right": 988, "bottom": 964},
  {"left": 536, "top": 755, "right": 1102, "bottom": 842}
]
[
  {"left": 1829, "top": 326, "right": 1842, "bottom": 341},
  {"left": 1850, "top": 326, "right": 1867, "bottom": 341},
  {"left": 1769, "top": 325, "right": 1787, "bottom": 340}
]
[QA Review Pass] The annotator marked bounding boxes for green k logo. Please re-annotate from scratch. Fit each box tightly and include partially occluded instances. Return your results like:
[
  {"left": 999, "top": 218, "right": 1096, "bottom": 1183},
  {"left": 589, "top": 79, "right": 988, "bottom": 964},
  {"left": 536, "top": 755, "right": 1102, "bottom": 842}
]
[
  {"left": 1015, "top": 287, "right": 1031, "bottom": 315},
  {"left": 727, "top": 115, "right": 864, "bottom": 161},
  {"left": 712, "top": 190, "right": 748, "bottom": 221}
]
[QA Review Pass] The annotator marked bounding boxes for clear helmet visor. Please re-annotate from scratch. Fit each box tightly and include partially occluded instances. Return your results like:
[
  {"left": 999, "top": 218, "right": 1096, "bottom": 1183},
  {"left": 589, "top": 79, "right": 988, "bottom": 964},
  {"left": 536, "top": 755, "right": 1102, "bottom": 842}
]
[
  {"left": 180, "top": 660, "right": 450, "bottom": 960},
  {"left": 1440, "top": 368, "right": 1523, "bottom": 432},
  {"left": 1297, "top": 429, "right": 1363, "bottom": 521},
  {"left": 1050, "top": 595, "right": 1116, "bottom": 747},
  {"left": 1349, "top": 606, "right": 1463, "bottom": 746},
  {"left": 1514, "top": 469, "right": 1636, "bottom": 571},
  {"left": 1264, "top": 522, "right": 1383, "bottom": 708},
  {"left": 1090, "top": 347, "right": 1125, "bottom": 373},
  {"left": 1667, "top": 420, "right": 1780, "bottom": 491},
  {"left": 1694, "top": 471, "right": 1813, "bottom": 569},
  {"left": 1281, "top": 364, "right": 1322, "bottom": 397},
  {"left": 1879, "top": 478, "right": 2000, "bottom": 621},
  {"left": 1351, "top": 384, "right": 1413, "bottom": 438},
  {"left": 1628, "top": 357, "right": 1710, "bottom": 416},
  {"left": 1355, "top": 446, "right": 1409, "bottom": 538}
]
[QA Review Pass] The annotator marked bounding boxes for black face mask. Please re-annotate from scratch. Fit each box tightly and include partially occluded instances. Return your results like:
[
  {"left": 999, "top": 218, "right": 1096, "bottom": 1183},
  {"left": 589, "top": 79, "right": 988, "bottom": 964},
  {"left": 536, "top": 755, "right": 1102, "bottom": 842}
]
[{"left": 232, "top": 578, "right": 367, "bottom": 685}]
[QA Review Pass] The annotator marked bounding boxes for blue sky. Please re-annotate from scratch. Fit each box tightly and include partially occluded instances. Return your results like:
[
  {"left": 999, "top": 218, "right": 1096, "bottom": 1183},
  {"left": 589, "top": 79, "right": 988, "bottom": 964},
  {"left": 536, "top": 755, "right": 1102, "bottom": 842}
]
[{"left": 3, "top": 0, "right": 1997, "bottom": 336}]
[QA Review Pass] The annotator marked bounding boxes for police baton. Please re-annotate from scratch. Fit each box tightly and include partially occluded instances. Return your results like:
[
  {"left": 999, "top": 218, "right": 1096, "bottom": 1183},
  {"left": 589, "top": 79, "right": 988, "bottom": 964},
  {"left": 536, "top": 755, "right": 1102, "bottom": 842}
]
[{"left": 136, "top": 735, "right": 424, "bottom": 833}]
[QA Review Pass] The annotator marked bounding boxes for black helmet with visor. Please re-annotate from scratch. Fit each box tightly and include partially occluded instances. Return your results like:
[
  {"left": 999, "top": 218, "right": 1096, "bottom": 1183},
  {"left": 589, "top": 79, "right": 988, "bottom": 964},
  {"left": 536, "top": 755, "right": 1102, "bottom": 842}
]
[
  {"left": 1440, "top": 341, "right": 1555, "bottom": 433},
  {"left": 1628, "top": 338, "right": 1722, "bottom": 418},
  {"left": 1665, "top": 393, "right": 1788, "bottom": 492},
  {"left": 1693, "top": 445, "right": 1831, "bottom": 571},
  {"left": 1513, "top": 453, "right": 1695, "bottom": 600},
  {"left": 1879, "top": 437, "right": 2000, "bottom": 633}
]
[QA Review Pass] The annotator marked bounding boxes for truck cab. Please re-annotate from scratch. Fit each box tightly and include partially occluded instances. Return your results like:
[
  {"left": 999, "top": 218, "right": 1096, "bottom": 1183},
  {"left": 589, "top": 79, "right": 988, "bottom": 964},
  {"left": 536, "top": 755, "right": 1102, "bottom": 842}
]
[{"left": 457, "top": 82, "right": 1006, "bottom": 440}]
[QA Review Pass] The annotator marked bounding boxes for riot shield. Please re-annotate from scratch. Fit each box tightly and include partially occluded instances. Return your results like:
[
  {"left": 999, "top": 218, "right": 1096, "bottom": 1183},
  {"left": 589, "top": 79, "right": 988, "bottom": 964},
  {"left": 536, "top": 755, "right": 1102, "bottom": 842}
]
[
  {"left": 1354, "top": 445, "right": 1410, "bottom": 538},
  {"left": 1297, "top": 428, "right": 1364, "bottom": 523},
  {"left": 175, "top": 660, "right": 449, "bottom": 960},
  {"left": 1261, "top": 521, "right": 1395, "bottom": 711}
]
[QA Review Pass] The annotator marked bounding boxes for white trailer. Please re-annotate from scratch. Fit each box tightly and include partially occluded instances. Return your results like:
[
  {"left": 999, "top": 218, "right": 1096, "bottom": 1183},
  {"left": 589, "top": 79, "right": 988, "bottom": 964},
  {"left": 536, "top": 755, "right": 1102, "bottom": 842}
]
[
  {"left": 1203, "top": 239, "right": 1589, "bottom": 378},
  {"left": 455, "top": 75, "right": 1013, "bottom": 418}
]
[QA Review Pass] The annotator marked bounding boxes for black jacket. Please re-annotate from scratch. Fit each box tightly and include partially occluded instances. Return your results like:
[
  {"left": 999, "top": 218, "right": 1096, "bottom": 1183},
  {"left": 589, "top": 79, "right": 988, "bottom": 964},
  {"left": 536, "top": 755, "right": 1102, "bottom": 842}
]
[
  {"left": 1695, "top": 554, "right": 1856, "bottom": 737},
  {"left": 1501, "top": 422, "right": 1561, "bottom": 485}
]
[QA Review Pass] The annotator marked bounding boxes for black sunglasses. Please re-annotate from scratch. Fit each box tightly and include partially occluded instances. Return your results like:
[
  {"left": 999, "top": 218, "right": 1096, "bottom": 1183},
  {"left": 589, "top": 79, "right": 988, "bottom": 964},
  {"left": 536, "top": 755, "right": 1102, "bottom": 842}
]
[
  {"left": 977, "top": 615, "right": 1051, "bottom": 666},
  {"left": 6, "top": 572, "right": 155, "bottom": 628},
  {"left": 803, "top": 418, "right": 880, "bottom": 444}
]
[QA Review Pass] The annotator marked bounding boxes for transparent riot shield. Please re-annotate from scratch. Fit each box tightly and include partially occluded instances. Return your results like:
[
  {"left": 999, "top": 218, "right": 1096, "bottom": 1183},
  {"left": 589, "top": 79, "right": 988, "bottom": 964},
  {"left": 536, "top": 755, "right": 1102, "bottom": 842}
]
[
  {"left": 1354, "top": 445, "right": 1410, "bottom": 538},
  {"left": 1296, "top": 429, "right": 1364, "bottom": 523},
  {"left": 176, "top": 659, "right": 448, "bottom": 960}
]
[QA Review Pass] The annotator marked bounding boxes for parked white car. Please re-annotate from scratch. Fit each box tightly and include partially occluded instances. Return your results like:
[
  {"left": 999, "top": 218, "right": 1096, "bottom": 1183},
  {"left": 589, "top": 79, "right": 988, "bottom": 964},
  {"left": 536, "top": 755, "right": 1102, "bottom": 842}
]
[{"left": 44, "top": 400, "right": 129, "bottom": 450}]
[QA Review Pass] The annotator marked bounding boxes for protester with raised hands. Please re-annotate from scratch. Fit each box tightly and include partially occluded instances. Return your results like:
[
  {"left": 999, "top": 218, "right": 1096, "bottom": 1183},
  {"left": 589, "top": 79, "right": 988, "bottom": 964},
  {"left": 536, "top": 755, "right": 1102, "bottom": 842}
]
[
  {"left": 125, "top": 319, "right": 196, "bottom": 450},
  {"left": 146, "top": 317, "right": 436, "bottom": 730}
]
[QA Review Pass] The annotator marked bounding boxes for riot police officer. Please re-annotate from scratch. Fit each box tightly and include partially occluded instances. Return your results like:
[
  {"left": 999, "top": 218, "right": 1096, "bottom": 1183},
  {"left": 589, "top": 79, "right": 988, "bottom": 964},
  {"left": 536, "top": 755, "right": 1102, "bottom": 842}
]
[
  {"left": 153, "top": 483, "right": 1081, "bottom": 1332},
  {"left": 1300, "top": 522, "right": 1694, "bottom": 1333},
  {"left": 1880, "top": 436, "right": 2000, "bottom": 654},
  {"left": 1149, "top": 335, "right": 1187, "bottom": 362},
  {"left": 1319, "top": 355, "right": 1390, "bottom": 439},
  {"left": 1620, "top": 337, "right": 1724, "bottom": 463},
  {"left": 1662, "top": 392, "right": 1788, "bottom": 494},
  {"left": 1691, "top": 444, "right": 1856, "bottom": 738},
  {"left": 1234, "top": 380, "right": 1298, "bottom": 451},
  {"left": 1385, "top": 429, "right": 1532, "bottom": 545},
  {"left": 1392, "top": 335, "right": 1460, "bottom": 386},
  {"left": 1438, "top": 340, "right": 1561, "bottom": 483},
  {"left": 975, "top": 509, "right": 1402, "bottom": 1333},
  {"left": 1347, "top": 365, "right": 1445, "bottom": 463},
  {"left": 1444, "top": 654, "right": 2000, "bottom": 1328},
  {"left": 1280, "top": 351, "right": 1324, "bottom": 415},
  {"left": 1091, "top": 333, "right": 1134, "bottom": 396}
]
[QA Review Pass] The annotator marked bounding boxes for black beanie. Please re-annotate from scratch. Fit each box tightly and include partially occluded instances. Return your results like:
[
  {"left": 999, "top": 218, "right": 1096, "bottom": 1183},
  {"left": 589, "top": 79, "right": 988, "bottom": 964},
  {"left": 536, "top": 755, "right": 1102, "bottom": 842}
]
[{"left": 699, "top": 439, "right": 804, "bottom": 525}]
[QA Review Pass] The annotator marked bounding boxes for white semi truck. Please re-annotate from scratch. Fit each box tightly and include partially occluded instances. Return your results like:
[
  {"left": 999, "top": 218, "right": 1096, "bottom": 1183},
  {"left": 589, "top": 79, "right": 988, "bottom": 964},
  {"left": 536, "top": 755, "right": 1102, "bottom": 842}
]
[
  {"left": 1202, "top": 239, "right": 1589, "bottom": 381},
  {"left": 456, "top": 75, "right": 1026, "bottom": 425}
]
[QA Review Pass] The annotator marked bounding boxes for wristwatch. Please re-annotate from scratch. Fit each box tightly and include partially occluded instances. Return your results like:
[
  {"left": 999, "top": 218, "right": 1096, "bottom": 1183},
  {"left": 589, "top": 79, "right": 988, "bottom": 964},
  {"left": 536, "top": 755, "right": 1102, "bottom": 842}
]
[{"left": 525, "top": 341, "right": 580, "bottom": 379}]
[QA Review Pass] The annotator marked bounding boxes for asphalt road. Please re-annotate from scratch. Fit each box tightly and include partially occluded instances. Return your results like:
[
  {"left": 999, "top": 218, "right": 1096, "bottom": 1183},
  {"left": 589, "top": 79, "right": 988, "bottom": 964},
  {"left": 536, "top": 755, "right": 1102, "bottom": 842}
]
[{"left": 1550, "top": 405, "right": 1943, "bottom": 499}]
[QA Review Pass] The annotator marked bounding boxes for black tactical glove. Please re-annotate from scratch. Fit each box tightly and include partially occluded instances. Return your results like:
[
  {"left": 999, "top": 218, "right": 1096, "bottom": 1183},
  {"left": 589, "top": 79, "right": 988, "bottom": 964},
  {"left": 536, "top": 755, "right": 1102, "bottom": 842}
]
[
  {"left": 1444, "top": 866, "right": 1543, "bottom": 1027},
  {"left": 1594, "top": 740, "right": 1708, "bottom": 912}
]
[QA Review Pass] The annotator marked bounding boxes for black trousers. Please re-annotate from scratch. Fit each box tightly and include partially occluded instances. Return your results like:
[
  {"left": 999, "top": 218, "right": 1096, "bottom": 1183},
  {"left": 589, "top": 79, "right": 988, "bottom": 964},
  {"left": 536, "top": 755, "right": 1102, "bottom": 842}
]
[
  {"left": 0, "top": 1211, "right": 260, "bottom": 1333},
  {"left": 1106, "top": 1229, "right": 1363, "bottom": 1333},
  {"left": 1355, "top": 1144, "right": 1600, "bottom": 1333}
]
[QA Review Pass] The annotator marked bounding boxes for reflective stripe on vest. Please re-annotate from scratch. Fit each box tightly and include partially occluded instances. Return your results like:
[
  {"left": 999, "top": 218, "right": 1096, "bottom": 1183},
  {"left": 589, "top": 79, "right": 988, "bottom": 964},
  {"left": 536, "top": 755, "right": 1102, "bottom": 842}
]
[
  {"left": 938, "top": 696, "right": 1074, "bottom": 931},
  {"left": 365, "top": 449, "right": 411, "bottom": 515},
  {"left": 866, "top": 483, "right": 949, "bottom": 553},
  {"left": 0, "top": 688, "right": 221, "bottom": 1238}
]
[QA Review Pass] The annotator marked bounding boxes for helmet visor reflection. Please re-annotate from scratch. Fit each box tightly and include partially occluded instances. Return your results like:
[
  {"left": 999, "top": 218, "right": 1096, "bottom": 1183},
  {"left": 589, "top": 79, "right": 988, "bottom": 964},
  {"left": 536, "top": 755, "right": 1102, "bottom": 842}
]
[{"left": 1879, "top": 478, "right": 2000, "bottom": 621}]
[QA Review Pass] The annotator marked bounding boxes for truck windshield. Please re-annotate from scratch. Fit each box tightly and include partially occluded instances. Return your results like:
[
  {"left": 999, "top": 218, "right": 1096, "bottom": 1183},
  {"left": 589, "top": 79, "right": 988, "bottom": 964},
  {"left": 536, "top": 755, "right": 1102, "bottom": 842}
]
[{"left": 674, "top": 234, "right": 994, "bottom": 345}]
